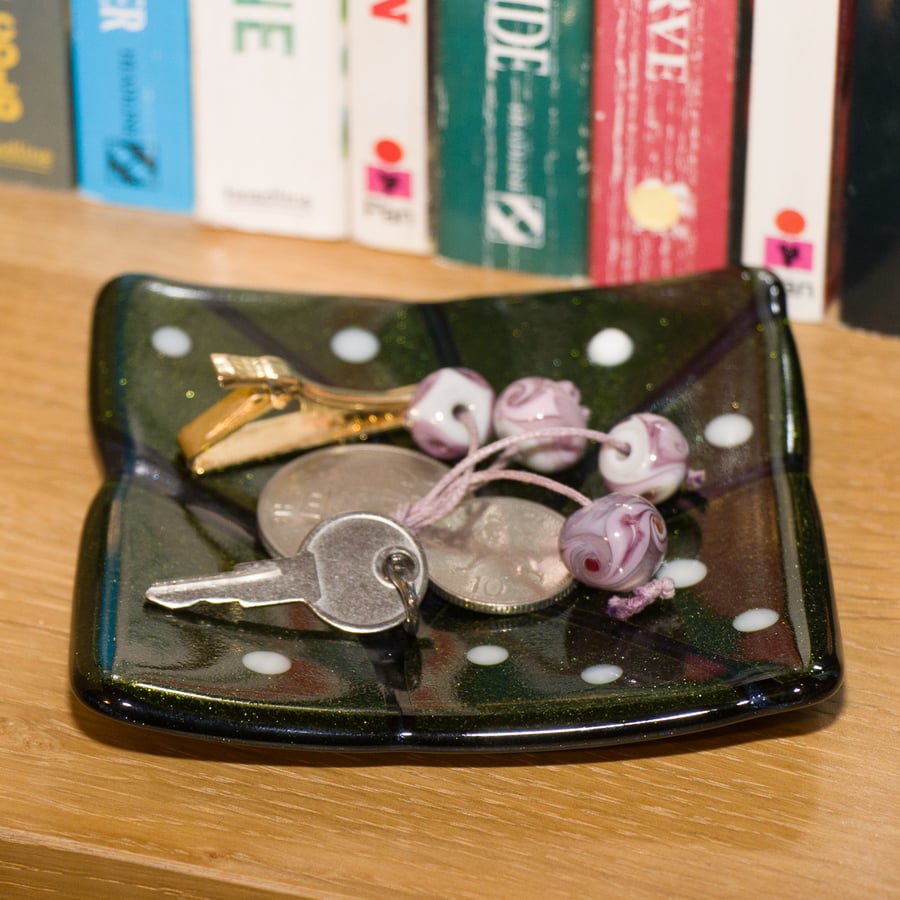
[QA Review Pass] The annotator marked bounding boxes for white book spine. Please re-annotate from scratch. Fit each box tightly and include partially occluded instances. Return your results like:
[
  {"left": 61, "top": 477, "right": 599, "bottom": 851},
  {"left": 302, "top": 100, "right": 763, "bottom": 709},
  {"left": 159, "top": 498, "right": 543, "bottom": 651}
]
[
  {"left": 190, "top": 0, "right": 347, "bottom": 238},
  {"left": 347, "top": 0, "right": 431, "bottom": 254},
  {"left": 741, "top": 0, "right": 842, "bottom": 322}
]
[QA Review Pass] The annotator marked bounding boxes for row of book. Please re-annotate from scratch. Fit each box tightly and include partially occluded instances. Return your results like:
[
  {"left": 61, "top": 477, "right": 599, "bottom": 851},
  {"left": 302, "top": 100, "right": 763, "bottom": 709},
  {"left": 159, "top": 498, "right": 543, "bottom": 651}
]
[{"left": 0, "top": 1, "right": 877, "bottom": 327}]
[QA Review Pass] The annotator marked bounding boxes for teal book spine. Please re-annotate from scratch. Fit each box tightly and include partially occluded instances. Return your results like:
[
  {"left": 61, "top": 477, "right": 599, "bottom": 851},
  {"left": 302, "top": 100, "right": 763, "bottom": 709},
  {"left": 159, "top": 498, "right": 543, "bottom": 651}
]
[
  {"left": 0, "top": 0, "right": 74, "bottom": 189},
  {"left": 69, "top": 0, "right": 193, "bottom": 212},
  {"left": 434, "top": 0, "right": 593, "bottom": 276}
]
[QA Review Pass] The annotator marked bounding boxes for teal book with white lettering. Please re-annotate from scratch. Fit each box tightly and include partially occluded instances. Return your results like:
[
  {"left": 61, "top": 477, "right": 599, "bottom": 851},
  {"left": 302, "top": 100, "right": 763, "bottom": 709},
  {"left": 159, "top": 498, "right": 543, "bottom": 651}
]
[{"left": 434, "top": 0, "right": 593, "bottom": 276}]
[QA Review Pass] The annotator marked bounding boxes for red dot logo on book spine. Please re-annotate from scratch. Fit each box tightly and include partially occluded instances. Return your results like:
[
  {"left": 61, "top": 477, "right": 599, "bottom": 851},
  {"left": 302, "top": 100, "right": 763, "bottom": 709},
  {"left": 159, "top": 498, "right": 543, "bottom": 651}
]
[
  {"left": 774, "top": 208, "right": 805, "bottom": 236},
  {"left": 366, "top": 138, "right": 412, "bottom": 198},
  {"left": 376, "top": 139, "right": 403, "bottom": 165}
]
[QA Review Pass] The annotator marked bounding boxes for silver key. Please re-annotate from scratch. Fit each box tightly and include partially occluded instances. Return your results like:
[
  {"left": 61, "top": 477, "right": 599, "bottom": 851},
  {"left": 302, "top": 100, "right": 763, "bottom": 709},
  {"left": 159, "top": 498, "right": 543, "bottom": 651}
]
[{"left": 145, "top": 511, "right": 427, "bottom": 634}]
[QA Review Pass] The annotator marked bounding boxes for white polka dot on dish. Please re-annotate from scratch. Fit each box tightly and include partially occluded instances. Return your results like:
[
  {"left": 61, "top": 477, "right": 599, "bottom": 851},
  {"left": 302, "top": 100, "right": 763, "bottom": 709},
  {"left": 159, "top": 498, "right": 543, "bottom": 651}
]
[
  {"left": 242, "top": 650, "right": 292, "bottom": 675},
  {"left": 465, "top": 645, "right": 509, "bottom": 666},
  {"left": 704, "top": 413, "right": 753, "bottom": 448},
  {"left": 580, "top": 664, "right": 624, "bottom": 685},
  {"left": 587, "top": 328, "right": 634, "bottom": 366},
  {"left": 732, "top": 608, "right": 780, "bottom": 633},
  {"left": 656, "top": 559, "right": 708, "bottom": 588},
  {"left": 330, "top": 327, "right": 380, "bottom": 364},
  {"left": 151, "top": 325, "right": 192, "bottom": 358}
]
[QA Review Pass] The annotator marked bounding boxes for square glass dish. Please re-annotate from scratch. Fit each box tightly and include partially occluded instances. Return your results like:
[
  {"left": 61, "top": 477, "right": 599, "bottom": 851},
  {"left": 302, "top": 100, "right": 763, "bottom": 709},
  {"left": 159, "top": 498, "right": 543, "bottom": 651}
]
[{"left": 71, "top": 267, "right": 841, "bottom": 751}]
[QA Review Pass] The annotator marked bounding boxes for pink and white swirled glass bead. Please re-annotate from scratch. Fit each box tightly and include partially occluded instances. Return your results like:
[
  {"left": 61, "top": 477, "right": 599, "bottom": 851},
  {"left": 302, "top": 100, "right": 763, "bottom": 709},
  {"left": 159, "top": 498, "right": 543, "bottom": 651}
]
[
  {"left": 492, "top": 376, "right": 590, "bottom": 473},
  {"left": 405, "top": 367, "right": 495, "bottom": 460},
  {"left": 598, "top": 413, "right": 690, "bottom": 502},
  {"left": 558, "top": 492, "right": 667, "bottom": 592}
]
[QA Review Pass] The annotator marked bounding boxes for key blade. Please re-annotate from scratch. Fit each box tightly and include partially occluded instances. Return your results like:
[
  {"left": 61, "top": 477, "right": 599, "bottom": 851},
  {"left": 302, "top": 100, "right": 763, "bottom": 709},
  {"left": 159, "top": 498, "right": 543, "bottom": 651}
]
[{"left": 145, "top": 559, "right": 304, "bottom": 610}]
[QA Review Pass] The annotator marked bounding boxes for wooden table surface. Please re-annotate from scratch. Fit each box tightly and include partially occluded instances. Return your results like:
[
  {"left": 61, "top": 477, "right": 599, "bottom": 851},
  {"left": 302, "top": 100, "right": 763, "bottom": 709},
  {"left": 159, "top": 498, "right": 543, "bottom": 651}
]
[{"left": 1, "top": 183, "right": 897, "bottom": 899}]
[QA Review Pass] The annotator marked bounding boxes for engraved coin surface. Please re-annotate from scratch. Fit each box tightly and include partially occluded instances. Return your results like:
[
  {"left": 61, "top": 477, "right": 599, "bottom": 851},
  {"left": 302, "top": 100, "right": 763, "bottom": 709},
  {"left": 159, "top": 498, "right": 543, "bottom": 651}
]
[
  {"left": 257, "top": 444, "right": 449, "bottom": 557},
  {"left": 418, "top": 495, "right": 574, "bottom": 614}
]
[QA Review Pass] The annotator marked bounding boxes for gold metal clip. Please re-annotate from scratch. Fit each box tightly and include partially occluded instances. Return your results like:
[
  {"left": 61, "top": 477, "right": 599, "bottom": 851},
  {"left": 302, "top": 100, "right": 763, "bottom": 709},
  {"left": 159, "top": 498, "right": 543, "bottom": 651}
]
[{"left": 178, "top": 353, "right": 415, "bottom": 474}]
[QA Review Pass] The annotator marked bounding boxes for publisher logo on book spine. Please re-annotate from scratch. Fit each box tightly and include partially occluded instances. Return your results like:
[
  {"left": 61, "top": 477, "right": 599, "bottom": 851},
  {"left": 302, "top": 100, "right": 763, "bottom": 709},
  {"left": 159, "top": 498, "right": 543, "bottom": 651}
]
[
  {"left": 105, "top": 139, "right": 157, "bottom": 188},
  {"left": 366, "top": 139, "right": 412, "bottom": 199},
  {"left": 764, "top": 209, "right": 814, "bottom": 272},
  {"left": 486, "top": 191, "right": 545, "bottom": 248}
]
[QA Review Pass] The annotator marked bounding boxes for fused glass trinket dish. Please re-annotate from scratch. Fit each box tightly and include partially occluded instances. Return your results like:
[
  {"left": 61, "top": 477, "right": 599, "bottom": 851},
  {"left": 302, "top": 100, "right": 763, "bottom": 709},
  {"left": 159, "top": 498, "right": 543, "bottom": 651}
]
[{"left": 71, "top": 267, "right": 841, "bottom": 751}]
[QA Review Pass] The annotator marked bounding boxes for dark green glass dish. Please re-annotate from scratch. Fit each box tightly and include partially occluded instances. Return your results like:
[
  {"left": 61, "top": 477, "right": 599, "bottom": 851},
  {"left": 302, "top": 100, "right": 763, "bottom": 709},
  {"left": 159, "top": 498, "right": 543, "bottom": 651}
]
[{"left": 71, "top": 267, "right": 841, "bottom": 751}]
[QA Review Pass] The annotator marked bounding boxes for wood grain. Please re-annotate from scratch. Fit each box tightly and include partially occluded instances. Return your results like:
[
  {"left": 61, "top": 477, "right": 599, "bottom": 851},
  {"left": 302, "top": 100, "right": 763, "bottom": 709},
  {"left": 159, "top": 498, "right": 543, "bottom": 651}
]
[{"left": 0, "top": 183, "right": 897, "bottom": 899}]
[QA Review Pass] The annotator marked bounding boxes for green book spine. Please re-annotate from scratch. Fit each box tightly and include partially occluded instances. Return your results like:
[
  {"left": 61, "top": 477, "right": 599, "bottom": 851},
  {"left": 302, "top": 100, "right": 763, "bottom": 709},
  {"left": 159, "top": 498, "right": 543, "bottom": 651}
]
[
  {"left": 0, "top": 0, "right": 74, "bottom": 189},
  {"left": 435, "top": 0, "right": 592, "bottom": 276}
]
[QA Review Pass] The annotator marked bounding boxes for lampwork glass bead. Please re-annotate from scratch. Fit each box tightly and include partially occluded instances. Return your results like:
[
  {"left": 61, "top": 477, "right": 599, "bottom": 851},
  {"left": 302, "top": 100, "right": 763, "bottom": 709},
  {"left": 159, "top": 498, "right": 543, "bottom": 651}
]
[
  {"left": 492, "top": 376, "right": 590, "bottom": 473},
  {"left": 558, "top": 492, "right": 667, "bottom": 591},
  {"left": 406, "top": 367, "right": 495, "bottom": 460},
  {"left": 598, "top": 413, "right": 689, "bottom": 502}
]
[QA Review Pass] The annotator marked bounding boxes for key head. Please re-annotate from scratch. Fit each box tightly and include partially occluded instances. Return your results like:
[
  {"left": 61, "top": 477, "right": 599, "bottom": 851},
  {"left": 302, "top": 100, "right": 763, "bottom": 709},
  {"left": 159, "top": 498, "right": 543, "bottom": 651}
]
[{"left": 302, "top": 511, "right": 427, "bottom": 633}]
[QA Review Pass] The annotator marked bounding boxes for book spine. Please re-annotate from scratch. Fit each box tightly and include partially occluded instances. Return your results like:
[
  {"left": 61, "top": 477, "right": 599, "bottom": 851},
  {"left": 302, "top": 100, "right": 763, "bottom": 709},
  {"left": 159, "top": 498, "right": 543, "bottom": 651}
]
[
  {"left": 191, "top": 0, "right": 347, "bottom": 239},
  {"left": 740, "top": 0, "right": 844, "bottom": 323},
  {"left": 840, "top": 0, "right": 900, "bottom": 335},
  {"left": 69, "top": 0, "right": 193, "bottom": 212},
  {"left": 589, "top": 0, "right": 745, "bottom": 285},
  {"left": 434, "top": 0, "right": 593, "bottom": 277},
  {"left": 348, "top": 0, "right": 431, "bottom": 255},
  {"left": 0, "top": 0, "right": 74, "bottom": 189}
]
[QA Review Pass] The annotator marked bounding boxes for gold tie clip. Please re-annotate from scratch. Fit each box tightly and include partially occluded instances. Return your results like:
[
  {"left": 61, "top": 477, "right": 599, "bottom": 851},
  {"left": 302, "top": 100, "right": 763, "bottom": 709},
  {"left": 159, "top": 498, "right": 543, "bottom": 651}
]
[{"left": 178, "top": 353, "right": 415, "bottom": 474}]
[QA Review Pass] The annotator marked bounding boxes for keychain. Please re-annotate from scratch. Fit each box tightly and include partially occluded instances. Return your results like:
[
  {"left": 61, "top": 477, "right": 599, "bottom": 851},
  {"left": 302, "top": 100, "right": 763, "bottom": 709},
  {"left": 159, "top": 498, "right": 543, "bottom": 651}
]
[
  {"left": 147, "top": 510, "right": 427, "bottom": 636},
  {"left": 148, "top": 358, "right": 705, "bottom": 635}
]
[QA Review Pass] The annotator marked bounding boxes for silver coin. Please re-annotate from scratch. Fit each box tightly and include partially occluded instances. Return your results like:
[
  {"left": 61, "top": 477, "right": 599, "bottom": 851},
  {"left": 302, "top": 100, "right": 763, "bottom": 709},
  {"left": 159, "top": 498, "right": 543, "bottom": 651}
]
[
  {"left": 257, "top": 444, "right": 449, "bottom": 557},
  {"left": 418, "top": 495, "right": 574, "bottom": 614}
]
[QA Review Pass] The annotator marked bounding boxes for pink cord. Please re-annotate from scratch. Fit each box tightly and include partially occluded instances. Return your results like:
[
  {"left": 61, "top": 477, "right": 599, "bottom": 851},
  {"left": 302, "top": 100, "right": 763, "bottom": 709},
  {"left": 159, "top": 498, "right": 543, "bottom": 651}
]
[
  {"left": 607, "top": 577, "right": 676, "bottom": 619},
  {"left": 396, "top": 415, "right": 684, "bottom": 621},
  {"left": 395, "top": 422, "right": 627, "bottom": 530}
]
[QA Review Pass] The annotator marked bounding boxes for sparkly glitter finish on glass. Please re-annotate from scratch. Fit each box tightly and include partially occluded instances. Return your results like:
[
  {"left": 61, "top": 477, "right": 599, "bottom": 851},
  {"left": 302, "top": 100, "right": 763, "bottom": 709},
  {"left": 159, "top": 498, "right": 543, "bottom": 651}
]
[
  {"left": 493, "top": 376, "right": 590, "bottom": 473},
  {"left": 71, "top": 267, "right": 842, "bottom": 752},
  {"left": 559, "top": 493, "right": 667, "bottom": 591},
  {"left": 599, "top": 413, "right": 690, "bottom": 502},
  {"left": 406, "top": 367, "right": 495, "bottom": 459}
]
